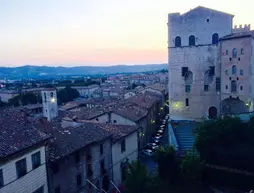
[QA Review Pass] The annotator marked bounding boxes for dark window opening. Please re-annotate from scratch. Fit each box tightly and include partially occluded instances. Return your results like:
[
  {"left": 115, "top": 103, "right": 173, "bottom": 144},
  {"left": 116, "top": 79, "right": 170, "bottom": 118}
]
[
  {"left": 237, "top": 77, "right": 239, "bottom": 81},
  {"left": 209, "top": 66, "right": 215, "bottom": 76},
  {"left": 113, "top": 120, "right": 117, "bottom": 123},
  {"left": 232, "top": 65, "right": 236, "bottom": 74},
  {"left": 240, "top": 70, "right": 244, "bottom": 75},
  {"left": 216, "top": 77, "right": 221, "bottom": 91},
  {"left": 76, "top": 174, "right": 82, "bottom": 186},
  {"left": 204, "top": 85, "right": 209, "bottom": 92},
  {"left": 185, "top": 85, "right": 191, "bottom": 93},
  {"left": 189, "top": 35, "right": 195, "bottom": 46},
  {"left": 32, "top": 151, "right": 41, "bottom": 169},
  {"left": 16, "top": 158, "right": 27, "bottom": 178},
  {"left": 75, "top": 151, "right": 80, "bottom": 163},
  {"left": 241, "top": 48, "right": 244, "bottom": 55},
  {"left": 232, "top": 48, "right": 237, "bottom": 58},
  {"left": 207, "top": 18, "right": 210, "bottom": 22},
  {"left": 240, "top": 86, "right": 243, "bottom": 91},
  {"left": 229, "top": 57, "right": 232, "bottom": 61},
  {"left": 212, "top": 33, "right": 219, "bottom": 44},
  {"left": 181, "top": 67, "right": 188, "bottom": 76},
  {"left": 0, "top": 169, "right": 3, "bottom": 188},
  {"left": 52, "top": 163, "right": 59, "bottom": 174},
  {"left": 100, "top": 159, "right": 105, "bottom": 175},
  {"left": 50, "top": 92, "right": 54, "bottom": 98},
  {"left": 231, "top": 80, "right": 237, "bottom": 92},
  {"left": 185, "top": 98, "right": 189, "bottom": 107},
  {"left": 238, "top": 57, "right": 240, "bottom": 61},
  {"left": 226, "top": 50, "right": 228, "bottom": 55},
  {"left": 100, "top": 144, "right": 104, "bottom": 155},
  {"left": 226, "top": 85, "right": 228, "bottom": 89},
  {"left": 175, "top": 36, "right": 181, "bottom": 47},
  {"left": 121, "top": 140, "right": 126, "bottom": 153},
  {"left": 44, "top": 93, "right": 47, "bottom": 102},
  {"left": 96, "top": 118, "right": 98, "bottom": 121}
]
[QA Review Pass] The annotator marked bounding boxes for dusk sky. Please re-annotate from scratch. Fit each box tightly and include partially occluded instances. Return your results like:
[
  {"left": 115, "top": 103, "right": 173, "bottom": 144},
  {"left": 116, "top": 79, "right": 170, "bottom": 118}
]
[{"left": 0, "top": 0, "right": 253, "bottom": 67}]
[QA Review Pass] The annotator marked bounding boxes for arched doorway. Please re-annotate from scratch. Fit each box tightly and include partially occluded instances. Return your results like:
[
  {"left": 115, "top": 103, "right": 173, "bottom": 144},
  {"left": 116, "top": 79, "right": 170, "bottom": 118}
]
[
  {"left": 221, "top": 98, "right": 248, "bottom": 115},
  {"left": 208, "top": 106, "right": 217, "bottom": 119}
]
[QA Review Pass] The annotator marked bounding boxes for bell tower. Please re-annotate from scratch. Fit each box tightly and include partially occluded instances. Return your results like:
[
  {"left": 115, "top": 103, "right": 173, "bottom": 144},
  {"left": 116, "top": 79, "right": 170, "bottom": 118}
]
[{"left": 41, "top": 88, "right": 58, "bottom": 121}]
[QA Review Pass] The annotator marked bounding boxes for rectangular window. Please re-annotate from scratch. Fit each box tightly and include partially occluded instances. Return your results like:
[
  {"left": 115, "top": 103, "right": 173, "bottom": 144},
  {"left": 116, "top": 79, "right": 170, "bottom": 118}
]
[
  {"left": 241, "top": 48, "right": 244, "bottom": 55},
  {"left": 55, "top": 186, "right": 60, "bottom": 193},
  {"left": 185, "top": 98, "right": 189, "bottom": 107},
  {"left": 32, "top": 151, "right": 41, "bottom": 169},
  {"left": 185, "top": 85, "right": 191, "bottom": 93},
  {"left": 181, "top": 67, "right": 188, "bottom": 76},
  {"left": 0, "top": 169, "right": 3, "bottom": 188},
  {"left": 240, "top": 70, "right": 244, "bottom": 75},
  {"left": 100, "top": 159, "right": 105, "bottom": 174},
  {"left": 209, "top": 66, "right": 215, "bottom": 76},
  {"left": 226, "top": 50, "right": 228, "bottom": 55},
  {"left": 76, "top": 174, "right": 82, "bottom": 186},
  {"left": 121, "top": 140, "right": 126, "bottom": 153},
  {"left": 75, "top": 151, "right": 80, "bottom": 163},
  {"left": 16, "top": 158, "right": 27, "bottom": 178},
  {"left": 100, "top": 144, "right": 104, "bottom": 155},
  {"left": 204, "top": 85, "right": 209, "bottom": 92},
  {"left": 33, "top": 186, "right": 44, "bottom": 193},
  {"left": 216, "top": 77, "right": 221, "bottom": 91}
]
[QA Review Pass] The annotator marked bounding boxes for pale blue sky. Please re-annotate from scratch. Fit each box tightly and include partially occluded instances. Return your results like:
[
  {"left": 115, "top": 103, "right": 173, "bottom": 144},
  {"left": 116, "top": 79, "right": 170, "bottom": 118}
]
[{"left": 0, "top": 0, "right": 253, "bottom": 66}]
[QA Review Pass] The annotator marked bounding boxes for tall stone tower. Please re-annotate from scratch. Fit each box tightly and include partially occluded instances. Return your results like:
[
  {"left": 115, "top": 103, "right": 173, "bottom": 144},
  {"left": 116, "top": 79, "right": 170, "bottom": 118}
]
[
  {"left": 41, "top": 88, "right": 58, "bottom": 121},
  {"left": 168, "top": 6, "right": 233, "bottom": 121}
]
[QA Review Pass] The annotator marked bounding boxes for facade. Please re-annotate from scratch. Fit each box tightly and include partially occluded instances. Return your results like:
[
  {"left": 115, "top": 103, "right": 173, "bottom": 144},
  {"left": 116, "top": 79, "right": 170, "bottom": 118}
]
[
  {"left": 41, "top": 88, "right": 58, "bottom": 121},
  {"left": 168, "top": 6, "right": 235, "bottom": 121},
  {"left": 0, "top": 90, "right": 18, "bottom": 102},
  {"left": 0, "top": 108, "right": 49, "bottom": 193}
]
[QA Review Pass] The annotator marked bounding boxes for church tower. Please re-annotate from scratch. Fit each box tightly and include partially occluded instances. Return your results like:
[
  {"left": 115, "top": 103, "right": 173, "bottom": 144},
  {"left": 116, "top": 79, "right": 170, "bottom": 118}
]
[{"left": 41, "top": 88, "right": 58, "bottom": 121}]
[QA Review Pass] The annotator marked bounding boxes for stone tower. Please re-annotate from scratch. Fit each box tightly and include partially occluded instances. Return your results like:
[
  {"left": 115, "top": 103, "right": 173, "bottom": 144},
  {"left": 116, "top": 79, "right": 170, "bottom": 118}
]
[{"left": 41, "top": 88, "right": 58, "bottom": 121}]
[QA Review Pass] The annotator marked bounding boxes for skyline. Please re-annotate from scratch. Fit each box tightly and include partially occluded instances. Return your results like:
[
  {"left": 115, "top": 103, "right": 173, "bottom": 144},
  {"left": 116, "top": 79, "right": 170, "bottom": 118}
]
[{"left": 0, "top": 0, "right": 253, "bottom": 67}]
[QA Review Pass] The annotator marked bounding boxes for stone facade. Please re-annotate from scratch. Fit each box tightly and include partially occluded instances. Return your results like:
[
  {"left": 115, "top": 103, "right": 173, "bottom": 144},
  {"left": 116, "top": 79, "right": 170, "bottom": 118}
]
[{"left": 168, "top": 6, "right": 254, "bottom": 120}]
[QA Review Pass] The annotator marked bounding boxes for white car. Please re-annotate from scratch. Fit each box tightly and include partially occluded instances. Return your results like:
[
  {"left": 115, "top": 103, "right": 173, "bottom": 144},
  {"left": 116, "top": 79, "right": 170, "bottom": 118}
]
[
  {"left": 147, "top": 143, "right": 158, "bottom": 147},
  {"left": 153, "top": 139, "right": 160, "bottom": 144},
  {"left": 142, "top": 149, "right": 154, "bottom": 156},
  {"left": 154, "top": 134, "right": 162, "bottom": 138},
  {"left": 160, "top": 125, "right": 165, "bottom": 128},
  {"left": 157, "top": 129, "right": 163, "bottom": 133}
]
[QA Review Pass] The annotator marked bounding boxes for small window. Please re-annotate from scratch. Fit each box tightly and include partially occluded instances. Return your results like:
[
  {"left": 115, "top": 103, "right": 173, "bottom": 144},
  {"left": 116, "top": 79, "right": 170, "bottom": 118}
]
[
  {"left": 32, "top": 151, "right": 41, "bottom": 169},
  {"left": 189, "top": 35, "right": 195, "bottom": 46},
  {"left": 225, "top": 70, "right": 228, "bottom": 75},
  {"left": 240, "top": 86, "right": 243, "bottom": 90},
  {"left": 100, "top": 159, "right": 105, "bottom": 174},
  {"left": 226, "top": 85, "right": 228, "bottom": 89},
  {"left": 76, "top": 174, "right": 82, "bottom": 186},
  {"left": 52, "top": 163, "right": 59, "bottom": 174},
  {"left": 238, "top": 57, "right": 240, "bottom": 61},
  {"left": 237, "top": 77, "right": 239, "bottom": 81},
  {"left": 96, "top": 118, "right": 98, "bottom": 121},
  {"left": 240, "top": 70, "right": 244, "bottom": 75},
  {"left": 232, "top": 48, "right": 237, "bottom": 58},
  {"left": 232, "top": 65, "right": 236, "bottom": 74},
  {"left": 226, "top": 50, "right": 228, "bottom": 55},
  {"left": 185, "top": 98, "right": 189, "bottom": 107},
  {"left": 212, "top": 33, "right": 219, "bottom": 44},
  {"left": 16, "top": 158, "right": 27, "bottom": 178},
  {"left": 175, "top": 36, "right": 181, "bottom": 47},
  {"left": 209, "top": 66, "right": 215, "bottom": 76},
  {"left": 33, "top": 186, "right": 44, "bottom": 193},
  {"left": 185, "top": 85, "right": 191, "bottom": 93},
  {"left": 113, "top": 120, "right": 117, "bottom": 123},
  {"left": 121, "top": 140, "right": 126, "bottom": 153},
  {"left": 206, "top": 18, "right": 210, "bottom": 22},
  {"left": 231, "top": 80, "right": 237, "bottom": 92},
  {"left": 229, "top": 57, "right": 232, "bottom": 61},
  {"left": 204, "top": 85, "right": 209, "bottom": 92},
  {"left": 44, "top": 93, "right": 47, "bottom": 102},
  {"left": 50, "top": 92, "right": 54, "bottom": 98},
  {"left": 55, "top": 186, "right": 60, "bottom": 193},
  {"left": 0, "top": 169, "right": 3, "bottom": 188},
  {"left": 216, "top": 77, "right": 221, "bottom": 91},
  {"left": 181, "top": 67, "right": 188, "bottom": 76},
  {"left": 75, "top": 151, "right": 80, "bottom": 163},
  {"left": 229, "top": 77, "right": 231, "bottom": 80},
  {"left": 100, "top": 144, "right": 104, "bottom": 155},
  {"left": 241, "top": 48, "right": 244, "bottom": 55}
]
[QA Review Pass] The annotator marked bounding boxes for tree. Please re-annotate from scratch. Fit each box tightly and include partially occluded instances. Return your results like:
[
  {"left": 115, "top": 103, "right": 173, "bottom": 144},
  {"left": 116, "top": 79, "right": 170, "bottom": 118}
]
[
  {"left": 155, "top": 145, "right": 180, "bottom": 184},
  {"left": 181, "top": 149, "right": 205, "bottom": 182},
  {"left": 8, "top": 92, "right": 39, "bottom": 106},
  {"left": 124, "top": 161, "right": 158, "bottom": 193},
  {"left": 57, "top": 86, "right": 80, "bottom": 105}
]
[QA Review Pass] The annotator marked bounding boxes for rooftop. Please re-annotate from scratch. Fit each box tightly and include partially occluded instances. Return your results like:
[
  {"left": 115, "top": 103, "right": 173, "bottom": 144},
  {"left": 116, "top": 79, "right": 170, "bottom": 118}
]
[
  {"left": 220, "top": 30, "right": 254, "bottom": 41},
  {"left": 21, "top": 103, "right": 43, "bottom": 110},
  {"left": 0, "top": 108, "right": 49, "bottom": 158},
  {"left": 125, "top": 94, "right": 160, "bottom": 109},
  {"left": 147, "top": 83, "right": 166, "bottom": 92},
  {"left": 65, "top": 107, "right": 106, "bottom": 120}
]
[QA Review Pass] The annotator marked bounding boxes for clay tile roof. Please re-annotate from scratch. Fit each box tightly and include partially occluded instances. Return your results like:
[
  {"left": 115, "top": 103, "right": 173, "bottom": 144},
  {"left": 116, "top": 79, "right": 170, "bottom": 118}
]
[
  {"left": 125, "top": 94, "right": 160, "bottom": 109},
  {"left": 147, "top": 83, "right": 166, "bottom": 92},
  {"left": 66, "top": 107, "right": 106, "bottom": 120},
  {"left": 0, "top": 108, "right": 50, "bottom": 158},
  {"left": 220, "top": 30, "right": 254, "bottom": 40}
]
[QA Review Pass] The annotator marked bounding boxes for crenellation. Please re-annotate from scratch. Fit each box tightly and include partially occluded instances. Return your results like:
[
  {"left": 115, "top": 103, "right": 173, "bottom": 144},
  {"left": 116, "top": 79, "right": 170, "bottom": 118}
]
[{"left": 232, "top": 24, "right": 251, "bottom": 33}]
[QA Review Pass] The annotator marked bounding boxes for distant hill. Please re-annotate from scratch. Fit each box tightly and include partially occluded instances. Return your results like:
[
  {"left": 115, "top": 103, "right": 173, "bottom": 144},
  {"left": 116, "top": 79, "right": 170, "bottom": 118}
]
[{"left": 0, "top": 64, "right": 167, "bottom": 79}]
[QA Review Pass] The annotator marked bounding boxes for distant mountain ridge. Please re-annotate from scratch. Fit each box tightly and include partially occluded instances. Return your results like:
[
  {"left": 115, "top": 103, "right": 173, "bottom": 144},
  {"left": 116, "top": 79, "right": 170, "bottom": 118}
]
[{"left": 0, "top": 64, "right": 167, "bottom": 79}]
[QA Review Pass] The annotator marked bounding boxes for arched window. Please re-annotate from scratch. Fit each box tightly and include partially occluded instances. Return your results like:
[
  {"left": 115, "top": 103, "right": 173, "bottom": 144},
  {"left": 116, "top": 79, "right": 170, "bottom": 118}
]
[
  {"left": 232, "top": 65, "right": 236, "bottom": 74},
  {"left": 44, "top": 93, "right": 47, "bottom": 102},
  {"left": 232, "top": 48, "right": 237, "bottom": 58},
  {"left": 231, "top": 80, "right": 237, "bottom": 92},
  {"left": 189, "top": 35, "right": 195, "bottom": 46},
  {"left": 212, "top": 33, "right": 219, "bottom": 44},
  {"left": 50, "top": 92, "right": 54, "bottom": 98},
  {"left": 175, "top": 36, "right": 181, "bottom": 47},
  {"left": 185, "top": 98, "right": 189, "bottom": 106}
]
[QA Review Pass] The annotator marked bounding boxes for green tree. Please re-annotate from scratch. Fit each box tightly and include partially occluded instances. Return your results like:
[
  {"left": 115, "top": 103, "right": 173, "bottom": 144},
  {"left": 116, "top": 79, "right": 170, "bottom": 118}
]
[
  {"left": 57, "top": 86, "right": 80, "bottom": 105},
  {"left": 8, "top": 92, "right": 39, "bottom": 106},
  {"left": 124, "top": 161, "right": 158, "bottom": 193},
  {"left": 155, "top": 145, "right": 180, "bottom": 184},
  {"left": 181, "top": 149, "right": 205, "bottom": 182}
]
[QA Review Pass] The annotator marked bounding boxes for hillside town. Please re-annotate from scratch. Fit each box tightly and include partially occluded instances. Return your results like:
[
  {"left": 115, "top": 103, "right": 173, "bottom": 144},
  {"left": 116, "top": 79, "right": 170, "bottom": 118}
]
[{"left": 1, "top": 5, "right": 254, "bottom": 193}]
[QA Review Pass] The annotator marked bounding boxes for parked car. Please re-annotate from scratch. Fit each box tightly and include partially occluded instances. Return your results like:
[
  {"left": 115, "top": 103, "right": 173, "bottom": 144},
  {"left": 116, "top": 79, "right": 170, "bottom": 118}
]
[
  {"left": 154, "top": 135, "right": 162, "bottom": 140},
  {"left": 153, "top": 138, "right": 160, "bottom": 144},
  {"left": 157, "top": 129, "right": 163, "bottom": 133},
  {"left": 147, "top": 143, "right": 158, "bottom": 148},
  {"left": 146, "top": 144, "right": 158, "bottom": 150},
  {"left": 160, "top": 125, "right": 165, "bottom": 129},
  {"left": 142, "top": 149, "right": 154, "bottom": 156}
]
